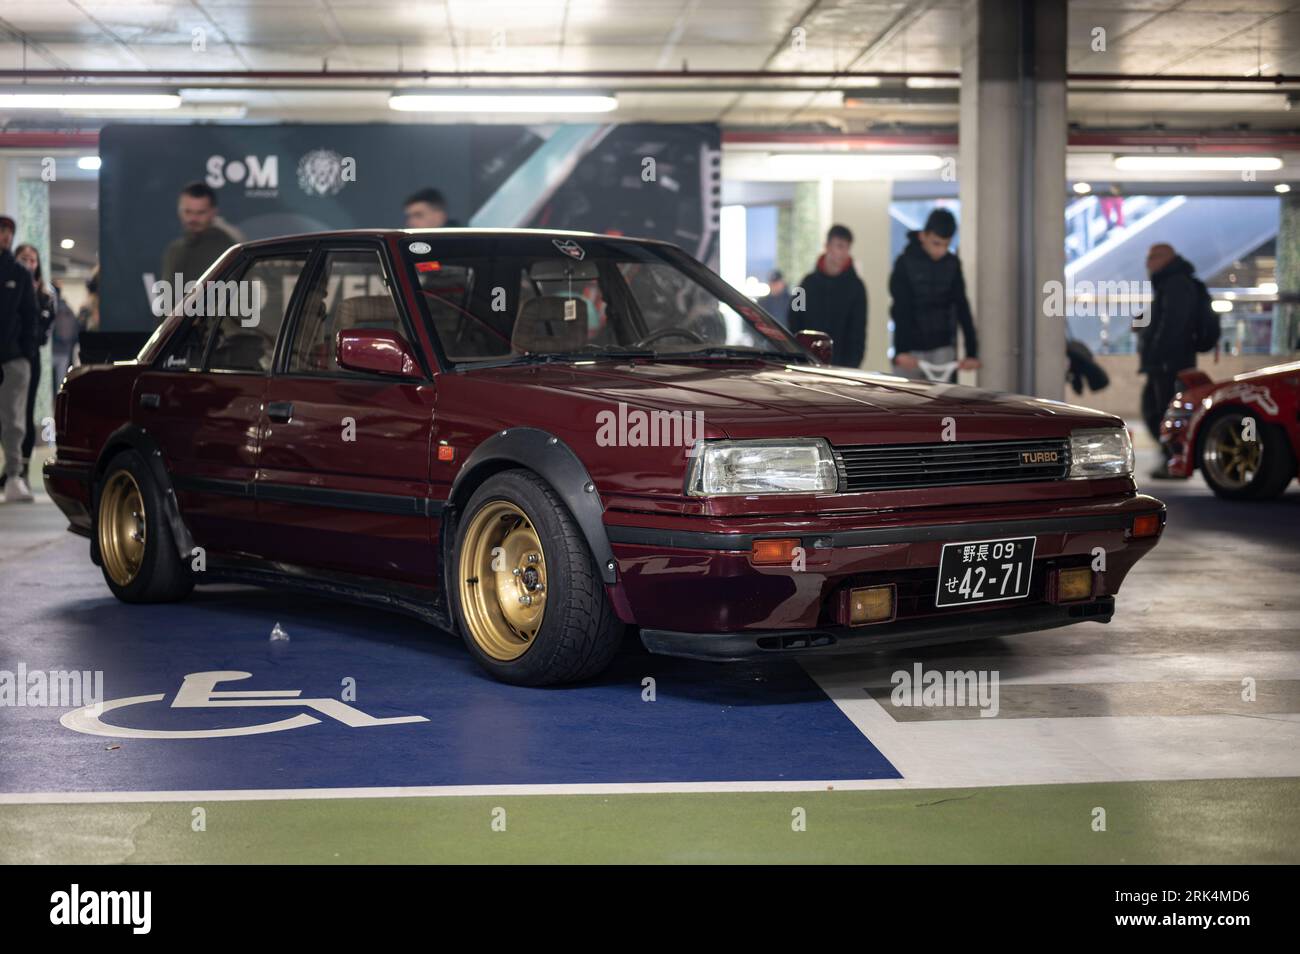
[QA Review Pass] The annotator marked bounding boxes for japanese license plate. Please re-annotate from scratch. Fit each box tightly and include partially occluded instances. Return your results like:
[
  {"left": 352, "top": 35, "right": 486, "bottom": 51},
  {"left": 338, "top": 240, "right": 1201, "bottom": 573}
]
[{"left": 935, "top": 536, "right": 1037, "bottom": 607}]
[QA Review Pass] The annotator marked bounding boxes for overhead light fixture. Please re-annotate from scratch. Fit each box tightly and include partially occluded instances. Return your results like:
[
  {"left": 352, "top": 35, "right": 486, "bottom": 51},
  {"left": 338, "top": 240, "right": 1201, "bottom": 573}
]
[
  {"left": 388, "top": 91, "right": 617, "bottom": 113},
  {"left": 1073, "top": 181, "right": 1092, "bottom": 194},
  {"left": 766, "top": 153, "right": 945, "bottom": 178},
  {"left": 77, "top": 156, "right": 101, "bottom": 171},
  {"left": 1276, "top": 183, "right": 1292, "bottom": 193},
  {"left": 60, "top": 238, "right": 75, "bottom": 250},
  {"left": 1113, "top": 155, "right": 1283, "bottom": 172},
  {"left": 0, "top": 91, "right": 181, "bottom": 110},
  {"left": 1258, "top": 282, "right": 1279, "bottom": 295},
  {"left": 1210, "top": 299, "right": 1233, "bottom": 314},
  {"left": 906, "top": 77, "right": 961, "bottom": 89}
]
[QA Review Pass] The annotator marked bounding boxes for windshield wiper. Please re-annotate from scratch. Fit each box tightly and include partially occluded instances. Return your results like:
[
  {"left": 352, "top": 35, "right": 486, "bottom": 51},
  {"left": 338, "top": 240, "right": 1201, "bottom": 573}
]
[
  {"left": 457, "top": 349, "right": 657, "bottom": 370},
  {"left": 666, "top": 347, "right": 808, "bottom": 363}
]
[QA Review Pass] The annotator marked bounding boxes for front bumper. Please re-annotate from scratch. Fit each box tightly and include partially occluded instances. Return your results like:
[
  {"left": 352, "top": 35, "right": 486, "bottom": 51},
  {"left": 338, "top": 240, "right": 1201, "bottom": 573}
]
[
  {"left": 643, "top": 597, "right": 1114, "bottom": 661},
  {"left": 606, "top": 493, "right": 1164, "bottom": 639}
]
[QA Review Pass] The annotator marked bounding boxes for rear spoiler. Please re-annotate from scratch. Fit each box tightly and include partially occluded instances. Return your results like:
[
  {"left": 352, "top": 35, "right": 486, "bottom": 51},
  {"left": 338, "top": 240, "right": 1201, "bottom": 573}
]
[{"left": 1176, "top": 368, "right": 1213, "bottom": 390}]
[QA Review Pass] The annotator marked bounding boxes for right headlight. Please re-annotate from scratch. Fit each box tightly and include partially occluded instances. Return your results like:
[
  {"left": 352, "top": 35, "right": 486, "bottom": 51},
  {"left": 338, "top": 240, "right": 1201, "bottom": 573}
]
[
  {"left": 686, "top": 438, "right": 838, "bottom": 496},
  {"left": 1069, "top": 427, "right": 1134, "bottom": 479}
]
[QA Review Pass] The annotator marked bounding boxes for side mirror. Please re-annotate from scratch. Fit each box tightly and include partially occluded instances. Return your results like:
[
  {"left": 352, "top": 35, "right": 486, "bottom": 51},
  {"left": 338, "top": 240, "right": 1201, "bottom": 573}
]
[
  {"left": 795, "top": 329, "right": 834, "bottom": 365},
  {"left": 336, "top": 329, "right": 420, "bottom": 377}
]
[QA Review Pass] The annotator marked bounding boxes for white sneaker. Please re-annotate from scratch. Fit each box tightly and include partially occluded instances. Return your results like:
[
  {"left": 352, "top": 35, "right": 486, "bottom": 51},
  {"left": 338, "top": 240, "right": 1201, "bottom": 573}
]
[{"left": 4, "top": 476, "right": 34, "bottom": 503}]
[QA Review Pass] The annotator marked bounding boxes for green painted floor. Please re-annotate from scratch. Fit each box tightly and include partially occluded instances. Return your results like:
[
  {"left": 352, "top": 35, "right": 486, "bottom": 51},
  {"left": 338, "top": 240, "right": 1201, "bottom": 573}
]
[{"left": 4, "top": 777, "right": 1297, "bottom": 864}]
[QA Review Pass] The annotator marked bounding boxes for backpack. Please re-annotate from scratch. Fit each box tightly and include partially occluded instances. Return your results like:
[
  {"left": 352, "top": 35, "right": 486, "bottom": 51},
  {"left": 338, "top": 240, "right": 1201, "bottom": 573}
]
[{"left": 1189, "top": 277, "right": 1220, "bottom": 353}]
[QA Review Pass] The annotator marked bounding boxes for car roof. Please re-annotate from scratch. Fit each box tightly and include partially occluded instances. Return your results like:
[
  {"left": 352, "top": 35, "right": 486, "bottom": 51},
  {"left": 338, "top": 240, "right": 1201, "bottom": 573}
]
[{"left": 237, "top": 227, "right": 677, "bottom": 251}]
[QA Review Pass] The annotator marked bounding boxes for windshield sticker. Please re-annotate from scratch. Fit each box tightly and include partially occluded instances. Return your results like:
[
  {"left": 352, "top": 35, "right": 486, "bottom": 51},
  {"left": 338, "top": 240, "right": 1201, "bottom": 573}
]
[
  {"left": 552, "top": 239, "right": 586, "bottom": 261},
  {"left": 408, "top": 241, "right": 432, "bottom": 254}
]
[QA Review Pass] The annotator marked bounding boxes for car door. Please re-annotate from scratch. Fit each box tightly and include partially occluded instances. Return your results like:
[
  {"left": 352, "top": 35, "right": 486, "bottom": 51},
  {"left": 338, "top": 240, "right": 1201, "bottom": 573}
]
[
  {"left": 133, "top": 247, "right": 310, "bottom": 557},
  {"left": 254, "top": 242, "right": 439, "bottom": 586}
]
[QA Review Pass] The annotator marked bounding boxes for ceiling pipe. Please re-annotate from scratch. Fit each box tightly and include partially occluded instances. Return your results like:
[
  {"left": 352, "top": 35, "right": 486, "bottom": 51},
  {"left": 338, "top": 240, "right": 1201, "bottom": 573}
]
[{"left": 0, "top": 68, "right": 1297, "bottom": 86}]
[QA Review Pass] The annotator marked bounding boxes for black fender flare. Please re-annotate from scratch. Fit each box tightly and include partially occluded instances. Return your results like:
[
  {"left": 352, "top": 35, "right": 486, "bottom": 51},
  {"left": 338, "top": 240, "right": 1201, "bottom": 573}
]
[
  {"left": 447, "top": 427, "right": 618, "bottom": 584},
  {"left": 95, "top": 423, "right": 198, "bottom": 563}
]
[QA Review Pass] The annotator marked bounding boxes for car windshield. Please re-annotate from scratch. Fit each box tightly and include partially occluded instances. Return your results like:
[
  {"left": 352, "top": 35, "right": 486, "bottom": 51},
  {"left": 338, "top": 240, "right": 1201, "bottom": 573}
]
[{"left": 400, "top": 234, "right": 805, "bottom": 367}]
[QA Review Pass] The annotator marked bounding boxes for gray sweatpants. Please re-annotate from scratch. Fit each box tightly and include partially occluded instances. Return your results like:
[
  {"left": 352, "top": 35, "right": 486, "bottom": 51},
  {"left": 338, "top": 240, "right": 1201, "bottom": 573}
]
[
  {"left": 1, "top": 357, "right": 31, "bottom": 478},
  {"left": 895, "top": 344, "right": 958, "bottom": 382}
]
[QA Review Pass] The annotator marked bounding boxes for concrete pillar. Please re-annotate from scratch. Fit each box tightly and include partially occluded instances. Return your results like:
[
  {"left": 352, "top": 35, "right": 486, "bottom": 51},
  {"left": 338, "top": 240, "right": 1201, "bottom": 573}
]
[
  {"left": 1275, "top": 194, "right": 1300, "bottom": 354},
  {"left": 829, "top": 179, "right": 892, "bottom": 372},
  {"left": 959, "top": 0, "right": 1067, "bottom": 398}
]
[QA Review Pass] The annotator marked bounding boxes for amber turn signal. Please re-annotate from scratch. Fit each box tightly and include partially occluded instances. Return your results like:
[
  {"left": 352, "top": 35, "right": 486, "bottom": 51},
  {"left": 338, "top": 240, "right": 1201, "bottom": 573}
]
[
  {"left": 1056, "top": 567, "right": 1094, "bottom": 602},
  {"left": 751, "top": 538, "right": 799, "bottom": 565},
  {"left": 847, "top": 585, "right": 895, "bottom": 626},
  {"left": 1131, "top": 513, "right": 1161, "bottom": 538}
]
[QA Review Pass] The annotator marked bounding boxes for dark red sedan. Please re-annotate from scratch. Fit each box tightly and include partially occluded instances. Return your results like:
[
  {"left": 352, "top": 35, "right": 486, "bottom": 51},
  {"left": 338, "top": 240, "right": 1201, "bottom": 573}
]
[{"left": 46, "top": 229, "right": 1165, "bottom": 685}]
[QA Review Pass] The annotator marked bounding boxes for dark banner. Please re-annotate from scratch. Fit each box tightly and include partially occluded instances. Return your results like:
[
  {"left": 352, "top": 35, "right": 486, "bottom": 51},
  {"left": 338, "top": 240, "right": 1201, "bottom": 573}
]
[{"left": 98, "top": 122, "right": 721, "bottom": 331}]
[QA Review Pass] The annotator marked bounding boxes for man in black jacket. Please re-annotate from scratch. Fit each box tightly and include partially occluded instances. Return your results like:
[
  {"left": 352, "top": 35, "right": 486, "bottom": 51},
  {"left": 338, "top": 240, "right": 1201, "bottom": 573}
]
[
  {"left": 1140, "top": 243, "right": 1201, "bottom": 478},
  {"left": 789, "top": 225, "right": 868, "bottom": 367},
  {"left": 0, "top": 212, "right": 38, "bottom": 502},
  {"left": 889, "top": 208, "right": 980, "bottom": 382}
]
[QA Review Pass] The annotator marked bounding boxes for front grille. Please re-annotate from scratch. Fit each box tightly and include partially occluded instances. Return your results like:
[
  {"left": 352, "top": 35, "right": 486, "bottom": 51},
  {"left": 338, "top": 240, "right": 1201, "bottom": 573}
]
[{"left": 834, "top": 438, "right": 1070, "bottom": 492}]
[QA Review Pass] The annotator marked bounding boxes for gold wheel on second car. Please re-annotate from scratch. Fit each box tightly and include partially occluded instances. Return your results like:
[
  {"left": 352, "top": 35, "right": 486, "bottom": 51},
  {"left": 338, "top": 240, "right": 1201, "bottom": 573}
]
[
  {"left": 98, "top": 470, "right": 147, "bottom": 587},
  {"left": 1203, "top": 414, "right": 1262, "bottom": 490},
  {"left": 458, "top": 500, "right": 548, "bottom": 661}
]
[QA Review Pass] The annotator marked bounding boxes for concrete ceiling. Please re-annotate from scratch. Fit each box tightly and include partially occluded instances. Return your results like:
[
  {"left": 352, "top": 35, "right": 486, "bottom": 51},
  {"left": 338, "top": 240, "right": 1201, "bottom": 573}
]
[{"left": 0, "top": 1, "right": 1295, "bottom": 127}]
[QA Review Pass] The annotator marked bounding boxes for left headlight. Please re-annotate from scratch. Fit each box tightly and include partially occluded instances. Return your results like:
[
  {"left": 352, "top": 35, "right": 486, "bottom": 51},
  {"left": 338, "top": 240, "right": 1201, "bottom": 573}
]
[
  {"left": 687, "top": 439, "right": 838, "bottom": 496},
  {"left": 1069, "top": 427, "right": 1134, "bottom": 478}
]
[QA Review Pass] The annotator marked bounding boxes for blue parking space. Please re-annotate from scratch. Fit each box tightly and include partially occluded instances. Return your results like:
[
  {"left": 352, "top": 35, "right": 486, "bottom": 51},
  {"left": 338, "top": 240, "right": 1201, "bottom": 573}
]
[{"left": 0, "top": 534, "right": 898, "bottom": 793}]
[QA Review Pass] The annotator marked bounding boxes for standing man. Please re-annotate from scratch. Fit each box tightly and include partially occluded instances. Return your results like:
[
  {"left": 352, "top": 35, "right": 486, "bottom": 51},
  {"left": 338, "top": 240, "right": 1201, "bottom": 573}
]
[
  {"left": 403, "top": 188, "right": 451, "bottom": 229},
  {"left": 889, "top": 208, "right": 980, "bottom": 382},
  {"left": 757, "top": 270, "right": 792, "bottom": 329},
  {"left": 1140, "top": 242, "right": 1202, "bottom": 478},
  {"left": 0, "top": 213, "right": 38, "bottom": 502},
  {"left": 160, "top": 182, "right": 237, "bottom": 308},
  {"left": 789, "top": 225, "right": 868, "bottom": 367}
]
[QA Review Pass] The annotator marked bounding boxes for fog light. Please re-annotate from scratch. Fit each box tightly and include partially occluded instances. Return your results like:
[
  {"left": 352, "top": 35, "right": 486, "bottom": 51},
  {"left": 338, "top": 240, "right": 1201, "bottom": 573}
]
[
  {"left": 1131, "top": 513, "right": 1161, "bottom": 538},
  {"left": 751, "top": 538, "right": 799, "bottom": 566},
  {"left": 1056, "top": 567, "right": 1094, "bottom": 602},
  {"left": 846, "top": 585, "right": 895, "bottom": 626}
]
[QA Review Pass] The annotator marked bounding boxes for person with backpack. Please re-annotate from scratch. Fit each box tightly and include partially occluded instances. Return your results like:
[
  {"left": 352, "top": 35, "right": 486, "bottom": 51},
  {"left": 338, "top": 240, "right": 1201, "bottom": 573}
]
[{"left": 1139, "top": 243, "right": 1219, "bottom": 478}]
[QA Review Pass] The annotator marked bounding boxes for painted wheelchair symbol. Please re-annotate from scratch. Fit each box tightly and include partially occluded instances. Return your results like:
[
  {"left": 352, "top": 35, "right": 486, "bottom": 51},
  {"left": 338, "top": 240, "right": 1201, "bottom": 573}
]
[{"left": 60, "top": 671, "right": 429, "bottom": 739}]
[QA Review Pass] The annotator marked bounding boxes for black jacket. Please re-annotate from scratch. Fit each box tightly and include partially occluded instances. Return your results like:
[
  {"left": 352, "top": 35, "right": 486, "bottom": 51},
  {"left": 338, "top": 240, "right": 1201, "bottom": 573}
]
[
  {"left": 0, "top": 249, "right": 38, "bottom": 365},
  {"left": 889, "top": 231, "right": 978, "bottom": 358},
  {"left": 789, "top": 256, "right": 867, "bottom": 367},
  {"left": 1140, "top": 255, "right": 1199, "bottom": 375}
]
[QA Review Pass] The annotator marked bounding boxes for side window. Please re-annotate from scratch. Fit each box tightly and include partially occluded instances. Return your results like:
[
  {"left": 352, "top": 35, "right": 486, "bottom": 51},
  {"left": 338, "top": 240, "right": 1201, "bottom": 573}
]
[
  {"left": 287, "top": 250, "right": 408, "bottom": 374},
  {"left": 158, "top": 311, "right": 219, "bottom": 371},
  {"left": 208, "top": 254, "right": 308, "bottom": 373}
]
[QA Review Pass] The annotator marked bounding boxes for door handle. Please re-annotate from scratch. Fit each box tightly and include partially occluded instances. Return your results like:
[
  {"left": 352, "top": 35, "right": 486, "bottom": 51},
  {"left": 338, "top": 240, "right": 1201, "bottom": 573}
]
[
  {"left": 267, "top": 401, "right": 294, "bottom": 423},
  {"left": 139, "top": 392, "right": 160, "bottom": 409}
]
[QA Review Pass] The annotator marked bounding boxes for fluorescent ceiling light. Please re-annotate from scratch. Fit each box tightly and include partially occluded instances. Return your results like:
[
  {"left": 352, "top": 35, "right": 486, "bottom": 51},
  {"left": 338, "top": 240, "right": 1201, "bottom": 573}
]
[
  {"left": 0, "top": 92, "right": 181, "bottom": 110},
  {"left": 1113, "top": 155, "right": 1283, "bottom": 172},
  {"left": 906, "top": 77, "right": 961, "bottom": 89},
  {"left": 1276, "top": 183, "right": 1292, "bottom": 193},
  {"left": 1073, "top": 181, "right": 1092, "bottom": 194},
  {"left": 766, "top": 153, "right": 945, "bottom": 177},
  {"left": 60, "top": 238, "right": 75, "bottom": 250},
  {"left": 1210, "top": 300, "right": 1233, "bottom": 313},
  {"left": 77, "top": 156, "right": 101, "bottom": 171},
  {"left": 389, "top": 91, "right": 617, "bottom": 113},
  {"left": 1258, "top": 282, "right": 1279, "bottom": 295}
]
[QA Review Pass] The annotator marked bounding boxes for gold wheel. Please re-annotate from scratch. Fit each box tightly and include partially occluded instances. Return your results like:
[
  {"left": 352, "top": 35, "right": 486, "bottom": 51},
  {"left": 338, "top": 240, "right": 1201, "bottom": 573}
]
[
  {"left": 1204, "top": 415, "right": 1262, "bottom": 490},
  {"left": 458, "top": 500, "right": 548, "bottom": 661},
  {"left": 98, "top": 470, "right": 147, "bottom": 587}
]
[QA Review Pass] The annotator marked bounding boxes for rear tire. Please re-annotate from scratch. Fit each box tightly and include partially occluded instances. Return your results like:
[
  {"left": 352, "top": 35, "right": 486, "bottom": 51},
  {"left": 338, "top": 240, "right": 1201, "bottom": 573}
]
[
  {"left": 450, "top": 469, "right": 622, "bottom": 686},
  {"left": 1198, "top": 410, "right": 1296, "bottom": 500},
  {"left": 95, "top": 450, "right": 195, "bottom": 603}
]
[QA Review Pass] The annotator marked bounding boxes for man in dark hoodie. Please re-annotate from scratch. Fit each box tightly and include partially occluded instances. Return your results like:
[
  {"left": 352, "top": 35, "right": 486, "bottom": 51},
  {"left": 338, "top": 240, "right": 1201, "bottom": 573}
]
[
  {"left": 789, "top": 225, "right": 867, "bottom": 367},
  {"left": 0, "top": 212, "right": 38, "bottom": 502},
  {"left": 889, "top": 208, "right": 979, "bottom": 382},
  {"left": 1140, "top": 243, "right": 1202, "bottom": 478}
]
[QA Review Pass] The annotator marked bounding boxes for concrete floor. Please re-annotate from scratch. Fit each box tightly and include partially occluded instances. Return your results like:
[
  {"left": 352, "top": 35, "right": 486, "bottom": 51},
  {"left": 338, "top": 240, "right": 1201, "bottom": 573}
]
[{"left": 1, "top": 446, "right": 1297, "bottom": 863}]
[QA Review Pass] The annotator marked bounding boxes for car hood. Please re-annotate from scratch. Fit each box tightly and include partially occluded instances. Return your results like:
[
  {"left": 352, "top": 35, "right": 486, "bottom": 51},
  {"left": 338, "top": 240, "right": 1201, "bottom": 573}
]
[{"left": 471, "top": 360, "right": 1120, "bottom": 444}]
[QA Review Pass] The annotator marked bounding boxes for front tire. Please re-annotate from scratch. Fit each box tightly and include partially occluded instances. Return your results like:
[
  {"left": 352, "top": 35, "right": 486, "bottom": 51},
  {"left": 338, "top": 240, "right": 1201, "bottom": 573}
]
[
  {"left": 450, "top": 470, "right": 622, "bottom": 686},
  {"left": 1198, "top": 410, "right": 1296, "bottom": 500},
  {"left": 95, "top": 450, "right": 194, "bottom": 603}
]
